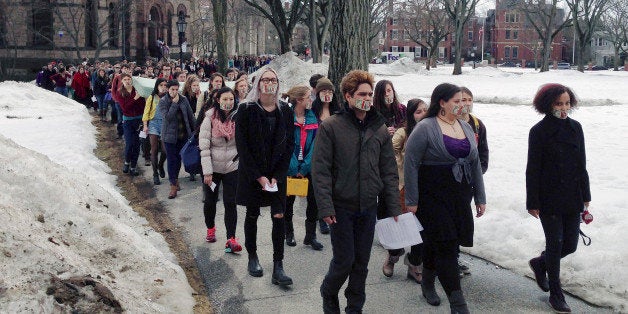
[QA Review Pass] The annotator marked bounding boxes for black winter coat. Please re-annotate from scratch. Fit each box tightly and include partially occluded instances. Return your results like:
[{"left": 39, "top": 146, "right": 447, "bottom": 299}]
[
  {"left": 235, "top": 101, "right": 295, "bottom": 213},
  {"left": 312, "top": 107, "right": 401, "bottom": 218},
  {"left": 526, "top": 115, "right": 591, "bottom": 214}
]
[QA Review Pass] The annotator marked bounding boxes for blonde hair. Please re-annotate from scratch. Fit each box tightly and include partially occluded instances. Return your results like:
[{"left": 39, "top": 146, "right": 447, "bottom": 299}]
[{"left": 282, "top": 85, "right": 310, "bottom": 105}]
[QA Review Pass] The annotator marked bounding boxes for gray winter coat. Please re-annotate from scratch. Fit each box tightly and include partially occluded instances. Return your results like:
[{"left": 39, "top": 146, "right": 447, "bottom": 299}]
[{"left": 158, "top": 94, "right": 196, "bottom": 144}]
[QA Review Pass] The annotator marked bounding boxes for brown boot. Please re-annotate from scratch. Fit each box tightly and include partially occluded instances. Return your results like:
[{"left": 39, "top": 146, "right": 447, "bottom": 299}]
[
  {"left": 175, "top": 179, "right": 181, "bottom": 191},
  {"left": 168, "top": 184, "right": 177, "bottom": 199},
  {"left": 383, "top": 251, "right": 401, "bottom": 277}
]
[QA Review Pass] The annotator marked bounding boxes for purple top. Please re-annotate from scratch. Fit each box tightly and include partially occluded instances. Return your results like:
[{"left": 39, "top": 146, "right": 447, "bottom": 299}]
[{"left": 443, "top": 135, "right": 470, "bottom": 159}]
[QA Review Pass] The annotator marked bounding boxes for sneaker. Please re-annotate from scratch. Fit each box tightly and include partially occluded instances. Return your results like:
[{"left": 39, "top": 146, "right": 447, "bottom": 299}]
[
  {"left": 122, "top": 162, "right": 130, "bottom": 173},
  {"left": 205, "top": 227, "right": 216, "bottom": 243},
  {"left": 153, "top": 174, "right": 161, "bottom": 185},
  {"left": 129, "top": 168, "right": 139, "bottom": 176},
  {"left": 459, "top": 262, "right": 470, "bottom": 278},
  {"left": 225, "top": 237, "right": 242, "bottom": 253}
]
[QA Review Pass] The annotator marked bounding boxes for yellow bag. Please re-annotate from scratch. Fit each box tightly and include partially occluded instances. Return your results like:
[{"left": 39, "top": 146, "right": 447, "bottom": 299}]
[{"left": 286, "top": 177, "right": 309, "bottom": 197}]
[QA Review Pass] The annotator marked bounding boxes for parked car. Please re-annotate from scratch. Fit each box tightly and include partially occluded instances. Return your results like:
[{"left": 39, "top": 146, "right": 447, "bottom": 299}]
[
  {"left": 525, "top": 61, "right": 538, "bottom": 68},
  {"left": 557, "top": 62, "right": 571, "bottom": 69},
  {"left": 590, "top": 65, "right": 608, "bottom": 71}
]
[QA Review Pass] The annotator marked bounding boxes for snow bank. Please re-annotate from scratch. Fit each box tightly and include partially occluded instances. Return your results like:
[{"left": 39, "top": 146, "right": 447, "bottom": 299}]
[
  {"left": 0, "top": 82, "right": 195, "bottom": 312},
  {"left": 250, "top": 52, "right": 328, "bottom": 93},
  {"left": 369, "top": 57, "right": 429, "bottom": 76}
]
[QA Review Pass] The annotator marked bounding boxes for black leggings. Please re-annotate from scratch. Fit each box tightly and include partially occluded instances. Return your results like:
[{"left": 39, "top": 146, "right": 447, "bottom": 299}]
[
  {"left": 244, "top": 205, "right": 285, "bottom": 261},
  {"left": 285, "top": 175, "right": 318, "bottom": 224},
  {"left": 422, "top": 238, "right": 460, "bottom": 295},
  {"left": 202, "top": 171, "right": 238, "bottom": 238},
  {"left": 540, "top": 212, "right": 580, "bottom": 284}
]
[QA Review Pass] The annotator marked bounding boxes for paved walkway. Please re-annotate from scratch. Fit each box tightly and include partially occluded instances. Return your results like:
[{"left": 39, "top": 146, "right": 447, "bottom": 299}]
[{"left": 148, "top": 172, "right": 612, "bottom": 314}]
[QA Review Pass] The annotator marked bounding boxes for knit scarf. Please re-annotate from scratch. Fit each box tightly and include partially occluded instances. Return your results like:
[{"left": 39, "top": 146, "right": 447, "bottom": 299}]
[{"left": 211, "top": 109, "right": 235, "bottom": 141}]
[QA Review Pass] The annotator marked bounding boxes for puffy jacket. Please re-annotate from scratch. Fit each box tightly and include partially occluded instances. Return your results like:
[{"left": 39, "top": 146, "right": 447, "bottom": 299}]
[
  {"left": 288, "top": 109, "right": 318, "bottom": 177},
  {"left": 199, "top": 108, "right": 239, "bottom": 175},
  {"left": 312, "top": 107, "right": 401, "bottom": 218}
]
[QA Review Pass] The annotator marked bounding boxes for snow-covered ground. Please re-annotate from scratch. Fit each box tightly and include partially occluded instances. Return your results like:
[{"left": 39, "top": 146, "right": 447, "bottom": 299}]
[
  {"left": 377, "top": 63, "right": 628, "bottom": 312},
  {"left": 0, "top": 57, "right": 626, "bottom": 312},
  {"left": 0, "top": 82, "right": 195, "bottom": 312}
]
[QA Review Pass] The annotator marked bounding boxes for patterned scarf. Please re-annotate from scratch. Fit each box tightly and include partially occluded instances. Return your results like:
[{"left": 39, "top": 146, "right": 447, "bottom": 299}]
[{"left": 211, "top": 109, "right": 235, "bottom": 141}]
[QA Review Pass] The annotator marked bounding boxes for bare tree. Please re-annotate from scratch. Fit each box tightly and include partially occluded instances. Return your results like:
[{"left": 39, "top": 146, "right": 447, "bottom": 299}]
[
  {"left": 441, "top": 0, "right": 480, "bottom": 74},
  {"left": 0, "top": 0, "right": 20, "bottom": 80},
  {"left": 212, "top": 0, "right": 229, "bottom": 72},
  {"left": 243, "top": 0, "right": 308, "bottom": 53},
  {"left": 519, "top": 0, "right": 572, "bottom": 72},
  {"left": 566, "top": 0, "right": 610, "bottom": 71},
  {"left": 328, "top": 0, "right": 372, "bottom": 93},
  {"left": 188, "top": 2, "right": 216, "bottom": 58},
  {"left": 601, "top": 0, "right": 628, "bottom": 70},
  {"left": 403, "top": 0, "right": 453, "bottom": 70}
]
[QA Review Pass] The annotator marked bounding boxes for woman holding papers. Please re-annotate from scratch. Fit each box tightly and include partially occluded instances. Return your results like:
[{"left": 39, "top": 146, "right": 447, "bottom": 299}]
[
  {"left": 198, "top": 87, "right": 241, "bottom": 254},
  {"left": 235, "top": 68, "right": 295, "bottom": 286},
  {"left": 404, "top": 83, "right": 486, "bottom": 314},
  {"left": 392, "top": 98, "right": 428, "bottom": 284}
]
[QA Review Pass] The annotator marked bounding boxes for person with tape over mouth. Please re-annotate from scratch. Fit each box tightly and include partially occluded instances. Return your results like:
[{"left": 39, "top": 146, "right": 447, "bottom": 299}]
[
  {"left": 235, "top": 68, "right": 295, "bottom": 287},
  {"left": 312, "top": 70, "right": 401, "bottom": 314}
]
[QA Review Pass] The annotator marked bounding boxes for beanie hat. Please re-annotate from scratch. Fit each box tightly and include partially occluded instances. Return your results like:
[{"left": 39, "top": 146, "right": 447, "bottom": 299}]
[{"left": 315, "top": 77, "right": 334, "bottom": 94}]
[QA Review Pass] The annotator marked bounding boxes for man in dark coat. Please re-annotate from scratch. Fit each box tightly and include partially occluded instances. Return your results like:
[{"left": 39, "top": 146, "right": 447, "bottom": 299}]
[{"left": 312, "top": 70, "right": 401, "bottom": 313}]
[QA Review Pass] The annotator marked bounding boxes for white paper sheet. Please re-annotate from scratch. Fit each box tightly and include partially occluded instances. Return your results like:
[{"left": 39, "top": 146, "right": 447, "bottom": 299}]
[
  {"left": 375, "top": 212, "right": 424, "bottom": 250},
  {"left": 139, "top": 131, "right": 147, "bottom": 139},
  {"left": 264, "top": 183, "right": 278, "bottom": 192}
]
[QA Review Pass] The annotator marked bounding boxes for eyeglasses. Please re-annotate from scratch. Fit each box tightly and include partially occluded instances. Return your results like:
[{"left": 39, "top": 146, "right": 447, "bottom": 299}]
[
  {"left": 355, "top": 92, "right": 373, "bottom": 97},
  {"left": 260, "top": 78, "right": 278, "bottom": 84}
]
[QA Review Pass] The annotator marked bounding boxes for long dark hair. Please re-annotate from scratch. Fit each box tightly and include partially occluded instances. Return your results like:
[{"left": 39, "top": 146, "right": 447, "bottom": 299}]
[
  {"left": 427, "top": 83, "right": 461, "bottom": 118},
  {"left": 312, "top": 91, "right": 341, "bottom": 121},
  {"left": 405, "top": 98, "right": 427, "bottom": 135},
  {"left": 197, "top": 87, "right": 235, "bottom": 127},
  {"left": 151, "top": 78, "right": 168, "bottom": 98},
  {"left": 374, "top": 80, "right": 400, "bottom": 110}
]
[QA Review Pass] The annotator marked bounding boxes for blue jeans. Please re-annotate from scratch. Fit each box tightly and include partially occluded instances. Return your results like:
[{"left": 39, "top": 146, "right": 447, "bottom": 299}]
[
  {"left": 96, "top": 94, "right": 106, "bottom": 111},
  {"left": 164, "top": 139, "right": 186, "bottom": 185},
  {"left": 320, "top": 208, "right": 377, "bottom": 313},
  {"left": 54, "top": 86, "right": 68, "bottom": 97},
  {"left": 122, "top": 118, "right": 141, "bottom": 167},
  {"left": 114, "top": 103, "right": 123, "bottom": 136}
]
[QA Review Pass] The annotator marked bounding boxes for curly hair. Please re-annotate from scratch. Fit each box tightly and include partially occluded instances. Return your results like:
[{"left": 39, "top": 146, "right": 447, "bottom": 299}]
[
  {"left": 340, "top": 70, "right": 375, "bottom": 98},
  {"left": 182, "top": 74, "right": 200, "bottom": 98},
  {"left": 532, "top": 83, "right": 578, "bottom": 115}
]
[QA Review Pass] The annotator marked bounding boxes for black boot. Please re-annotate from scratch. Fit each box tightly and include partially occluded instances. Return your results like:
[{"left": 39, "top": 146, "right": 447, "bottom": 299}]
[
  {"left": 421, "top": 267, "right": 441, "bottom": 306},
  {"left": 549, "top": 281, "right": 571, "bottom": 313},
  {"left": 285, "top": 219, "right": 296, "bottom": 247},
  {"left": 158, "top": 153, "right": 166, "bottom": 178},
  {"left": 319, "top": 218, "right": 330, "bottom": 234},
  {"left": 448, "top": 290, "right": 470, "bottom": 314},
  {"left": 151, "top": 155, "right": 161, "bottom": 185},
  {"left": 248, "top": 254, "right": 263, "bottom": 277},
  {"left": 271, "top": 261, "right": 293, "bottom": 286},
  {"left": 303, "top": 221, "right": 323, "bottom": 250},
  {"left": 529, "top": 252, "right": 549, "bottom": 292}
]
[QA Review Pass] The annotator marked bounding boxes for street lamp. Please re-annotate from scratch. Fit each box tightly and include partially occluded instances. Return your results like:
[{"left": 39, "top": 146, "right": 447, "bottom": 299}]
[{"left": 176, "top": 12, "right": 187, "bottom": 68}]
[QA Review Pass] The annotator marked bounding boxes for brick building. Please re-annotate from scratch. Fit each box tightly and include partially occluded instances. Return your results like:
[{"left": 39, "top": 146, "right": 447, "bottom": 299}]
[
  {"left": 0, "top": 0, "right": 192, "bottom": 68},
  {"left": 486, "top": 0, "right": 568, "bottom": 65}
]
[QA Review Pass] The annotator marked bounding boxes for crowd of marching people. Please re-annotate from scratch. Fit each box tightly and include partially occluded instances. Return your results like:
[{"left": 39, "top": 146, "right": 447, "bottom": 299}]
[{"left": 35, "top": 56, "right": 590, "bottom": 314}]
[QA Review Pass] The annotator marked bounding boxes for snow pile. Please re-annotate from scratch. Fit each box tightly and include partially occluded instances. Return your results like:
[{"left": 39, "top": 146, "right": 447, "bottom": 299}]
[
  {"left": 370, "top": 57, "right": 429, "bottom": 76},
  {"left": 251, "top": 52, "right": 328, "bottom": 93},
  {"left": 0, "top": 82, "right": 195, "bottom": 312}
]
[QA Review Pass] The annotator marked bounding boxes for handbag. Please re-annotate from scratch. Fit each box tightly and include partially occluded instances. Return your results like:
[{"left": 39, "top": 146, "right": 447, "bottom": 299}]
[
  {"left": 286, "top": 177, "right": 309, "bottom": 197},
  {"left": 180, "top": 134, "right": 202, "bottom": 175}
]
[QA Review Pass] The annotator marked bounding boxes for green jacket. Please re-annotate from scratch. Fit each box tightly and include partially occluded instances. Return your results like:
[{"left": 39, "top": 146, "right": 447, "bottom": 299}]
[{"left": 312, "top": 107, "right": 401, "bottom": 218}]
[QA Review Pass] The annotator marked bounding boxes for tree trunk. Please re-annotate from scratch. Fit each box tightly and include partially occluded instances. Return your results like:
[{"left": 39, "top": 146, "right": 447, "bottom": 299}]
[
  {"left": 328, "top": 0, "right": 371, "bottom": 95},
  {"left": 278, "top": 28, "right": 292, "bottom": 54},
  {"left": 613, "top": 46, "right": 620, "bottom": 70},
  {"left": 212, "top": 0, "right": 229, "bottom": 73},
  {"left": 577, "top": 40, "right": 586, "bottom": 72},
  {"left": 308, "top": 0, "right": 320, "bottom": 63}
]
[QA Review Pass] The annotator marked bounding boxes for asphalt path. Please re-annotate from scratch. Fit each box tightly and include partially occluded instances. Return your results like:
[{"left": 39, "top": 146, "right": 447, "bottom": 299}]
[{"left": 147, "top": 171, "right": 612, "bottom": 314}]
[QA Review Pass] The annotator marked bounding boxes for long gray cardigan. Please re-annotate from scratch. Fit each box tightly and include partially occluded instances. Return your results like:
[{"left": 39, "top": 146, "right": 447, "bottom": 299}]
[
  {"left": 158, "top": 94, "right": 196, "bottom": 144},
  {"left": 404, "top": 117, "right": 486, "bottom": 207}
]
